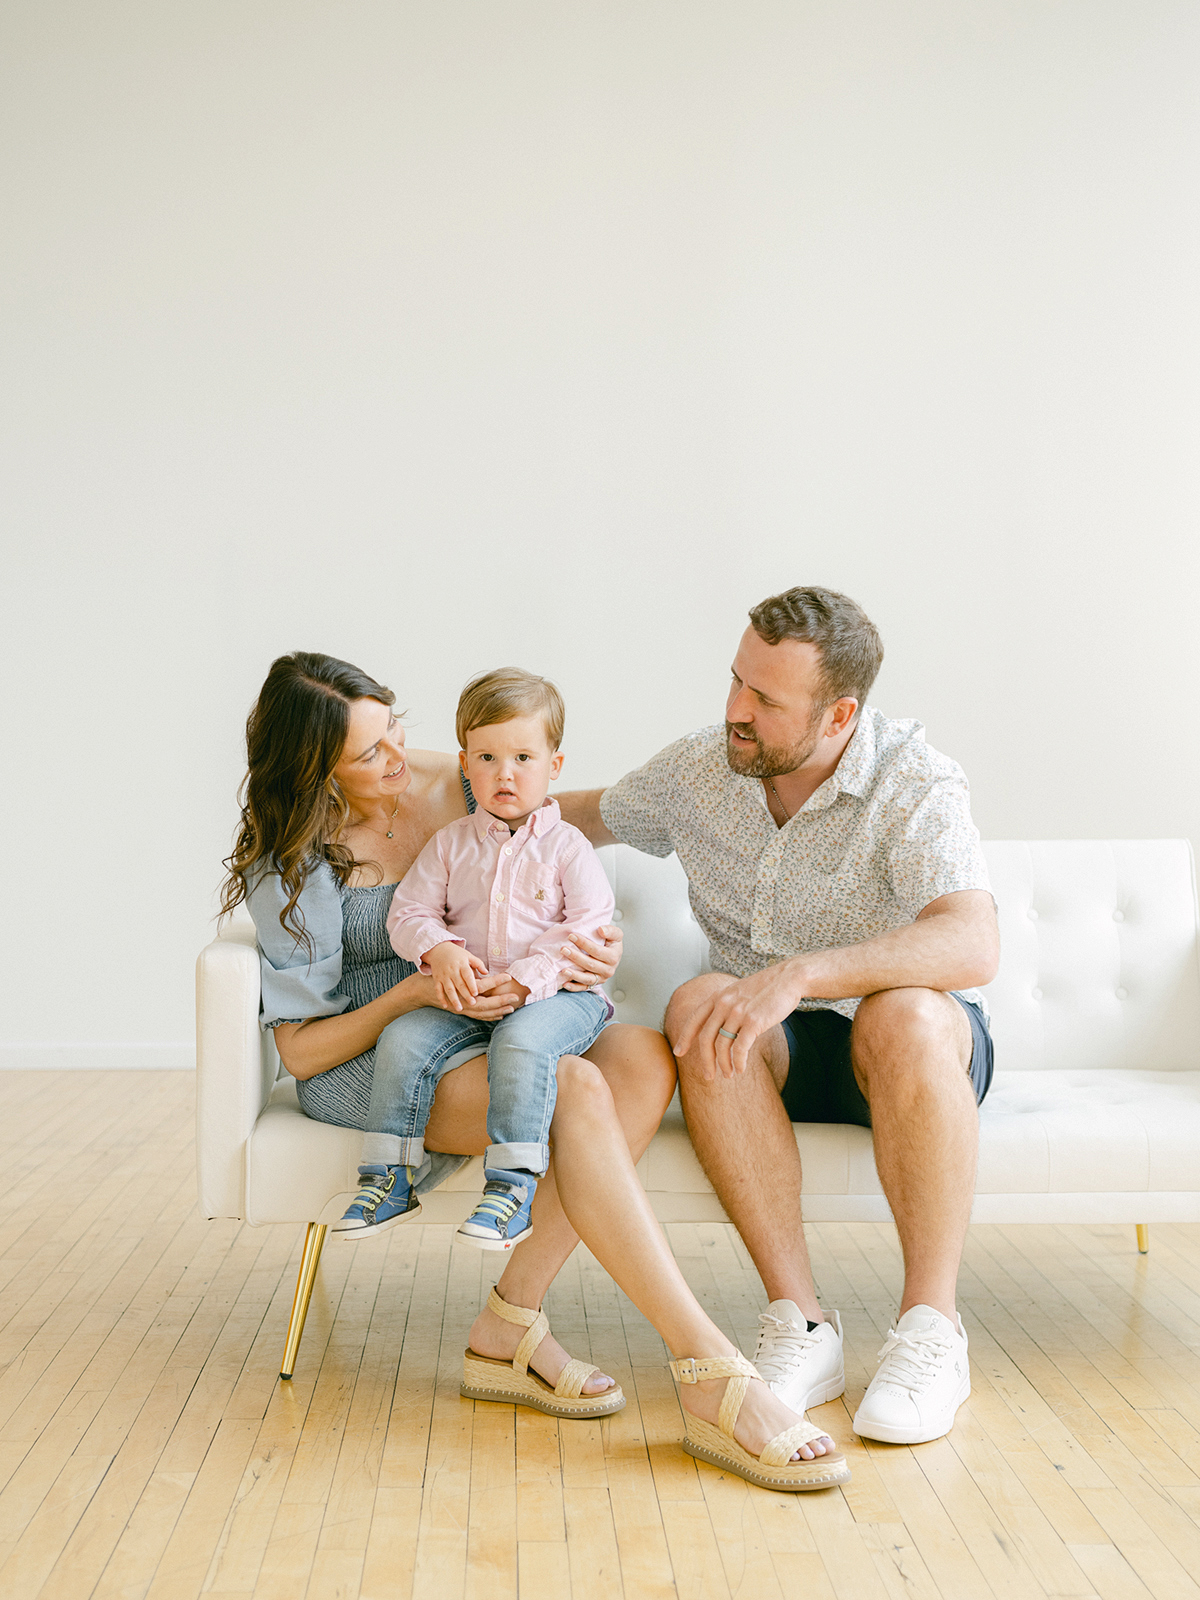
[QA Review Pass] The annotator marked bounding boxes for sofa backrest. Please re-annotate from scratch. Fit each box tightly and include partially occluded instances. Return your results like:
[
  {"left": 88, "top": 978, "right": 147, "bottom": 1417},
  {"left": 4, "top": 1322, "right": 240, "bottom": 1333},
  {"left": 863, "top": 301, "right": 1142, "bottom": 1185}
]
[
  {"left": 597, "top": 838, "right": 1200, "bottom": 1074},
  {"left": 984, "top": 840, "right": 1200, "bottom": 1072}
]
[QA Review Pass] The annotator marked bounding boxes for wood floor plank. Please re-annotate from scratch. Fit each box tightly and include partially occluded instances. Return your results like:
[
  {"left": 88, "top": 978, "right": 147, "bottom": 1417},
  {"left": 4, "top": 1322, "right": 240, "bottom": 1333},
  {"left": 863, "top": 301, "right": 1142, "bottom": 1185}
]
[
  {"left": 464, "top": 1403, "right": 517, "bottom": 1600},
  {"left": 1075, "top": 1485, "right": 1200, "bottom": 1600},
  {"left": 656, "top": 1498, "right": 733, "bottom": 1600},
  {"left": 857, "top": 1521, "right": 946, "bottom": 1600}
]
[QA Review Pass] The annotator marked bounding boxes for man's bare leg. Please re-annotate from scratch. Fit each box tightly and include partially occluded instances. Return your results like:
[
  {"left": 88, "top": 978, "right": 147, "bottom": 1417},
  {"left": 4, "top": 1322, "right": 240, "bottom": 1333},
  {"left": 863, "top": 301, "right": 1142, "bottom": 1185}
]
[
  {"left": 666, "top": 973, "right": 825, "bottom": 1324},
  {"left": 850, "top": 988, "right": 977, "bottom": 1321}
]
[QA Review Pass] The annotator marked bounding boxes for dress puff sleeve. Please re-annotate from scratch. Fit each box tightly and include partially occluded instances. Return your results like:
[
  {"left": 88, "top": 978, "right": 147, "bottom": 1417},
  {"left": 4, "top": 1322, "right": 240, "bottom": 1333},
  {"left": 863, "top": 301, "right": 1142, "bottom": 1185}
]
[{"left": 246, "top": 860, "right": 352, "bottom": 1030}]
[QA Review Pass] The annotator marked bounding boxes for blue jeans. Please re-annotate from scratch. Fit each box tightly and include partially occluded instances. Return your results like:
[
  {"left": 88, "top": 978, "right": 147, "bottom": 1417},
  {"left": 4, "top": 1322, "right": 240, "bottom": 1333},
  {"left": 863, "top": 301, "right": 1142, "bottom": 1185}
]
[{"left": 361, "top": 989, "right": 611, "bottom": 1185}]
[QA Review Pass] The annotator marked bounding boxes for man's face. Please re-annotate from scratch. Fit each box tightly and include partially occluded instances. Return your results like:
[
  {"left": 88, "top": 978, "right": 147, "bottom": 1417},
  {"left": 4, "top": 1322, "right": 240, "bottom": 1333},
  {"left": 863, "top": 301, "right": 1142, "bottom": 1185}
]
[{"left": 724, "top": 628, "right": 836, "bottom": 778}]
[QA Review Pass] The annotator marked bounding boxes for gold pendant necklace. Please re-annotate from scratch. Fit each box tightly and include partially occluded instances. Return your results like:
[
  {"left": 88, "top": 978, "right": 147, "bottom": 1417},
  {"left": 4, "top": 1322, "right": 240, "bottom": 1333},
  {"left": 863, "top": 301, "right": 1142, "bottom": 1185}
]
[{"left": 385, "top": 795, "right": 400, "bottom": 839}]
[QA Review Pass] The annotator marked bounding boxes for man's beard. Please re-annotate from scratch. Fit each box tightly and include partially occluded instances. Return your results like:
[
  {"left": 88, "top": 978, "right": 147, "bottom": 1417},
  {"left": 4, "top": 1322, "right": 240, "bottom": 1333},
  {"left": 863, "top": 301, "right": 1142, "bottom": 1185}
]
[{"left": 724, "top": 715, "right": 823, "bottom": 780}]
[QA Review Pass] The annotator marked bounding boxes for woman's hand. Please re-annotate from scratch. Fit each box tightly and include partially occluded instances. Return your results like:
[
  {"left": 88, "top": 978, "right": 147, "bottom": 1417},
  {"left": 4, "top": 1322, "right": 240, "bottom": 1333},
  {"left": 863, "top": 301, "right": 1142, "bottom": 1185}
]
[
  {"left": 449, "top": 972, "right": 528, "bottom": 1022},
  {"left": 561, "top": 924, "right": 622, "bottom": 990}
]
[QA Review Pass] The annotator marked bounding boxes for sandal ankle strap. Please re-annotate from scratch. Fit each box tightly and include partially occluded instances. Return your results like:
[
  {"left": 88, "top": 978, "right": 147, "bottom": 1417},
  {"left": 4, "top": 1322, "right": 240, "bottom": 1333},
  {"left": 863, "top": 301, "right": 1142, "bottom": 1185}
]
[
  {"left": 487, "top": 1286, "right": 549, "bottom": 1377},
  {"left": 487, "top": 1286, "right": 539, "bottom": 1328},
  {"left": 670, "top": 1352, "right": 762, "bottom": 1441},
  {"left": 668, "top": 1353, "right": 759, "bottom": 1385}
]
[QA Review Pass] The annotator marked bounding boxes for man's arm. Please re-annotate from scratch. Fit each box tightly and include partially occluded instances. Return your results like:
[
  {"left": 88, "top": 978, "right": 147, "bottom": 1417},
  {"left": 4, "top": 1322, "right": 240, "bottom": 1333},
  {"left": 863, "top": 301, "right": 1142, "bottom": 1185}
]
[
  {"left": 554, "top": 787, "right": 617, "bottom": 847},
  {"left": 789, "top": 889, "right": 999, "bottom": 999},
  {"left": 674, "top": 889, "right": 1000, "bottom": 1077}
]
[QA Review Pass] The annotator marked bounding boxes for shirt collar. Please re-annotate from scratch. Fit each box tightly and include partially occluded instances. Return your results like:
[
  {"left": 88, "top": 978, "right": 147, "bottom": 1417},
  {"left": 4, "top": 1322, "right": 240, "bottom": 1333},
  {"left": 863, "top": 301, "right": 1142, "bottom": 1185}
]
[
  {"left": 471, "top": 794, "right": 561, "bottom": 842},
  {"left": 795, "top": 706, "right": 879, "bottom": 816},
  {"left": 827, "top": 706, "right": 877, "bottom": 798}
]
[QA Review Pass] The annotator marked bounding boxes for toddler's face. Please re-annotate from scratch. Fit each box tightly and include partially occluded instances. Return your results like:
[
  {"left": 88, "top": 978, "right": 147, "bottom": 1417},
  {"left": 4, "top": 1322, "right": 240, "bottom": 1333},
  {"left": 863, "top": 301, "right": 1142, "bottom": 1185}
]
[{"left": 461, "top": 715, "right": 563, "bottom": 828}]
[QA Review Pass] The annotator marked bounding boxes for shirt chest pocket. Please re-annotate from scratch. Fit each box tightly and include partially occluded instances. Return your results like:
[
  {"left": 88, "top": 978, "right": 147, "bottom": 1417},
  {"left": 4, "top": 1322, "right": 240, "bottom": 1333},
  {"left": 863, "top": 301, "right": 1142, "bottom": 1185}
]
[{"left": 520, "top": 862, "right": 564, "bottom": 918}]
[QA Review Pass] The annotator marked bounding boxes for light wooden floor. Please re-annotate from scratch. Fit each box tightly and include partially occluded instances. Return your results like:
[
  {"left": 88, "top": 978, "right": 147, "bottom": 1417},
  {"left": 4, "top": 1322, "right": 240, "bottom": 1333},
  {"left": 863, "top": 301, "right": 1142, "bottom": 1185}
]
[{"left": 3, "top": 1072, "right": 1200, "bottom": 1600}]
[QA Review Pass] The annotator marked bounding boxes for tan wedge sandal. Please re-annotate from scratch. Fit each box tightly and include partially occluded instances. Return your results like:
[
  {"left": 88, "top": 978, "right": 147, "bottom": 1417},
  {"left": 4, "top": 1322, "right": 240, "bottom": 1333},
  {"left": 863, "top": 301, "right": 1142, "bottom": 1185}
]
[
  {"left": 671, "top": 1352, "right": 850, "bottom": 1491},
  {"left": 461, "top": 1287, "right": 626, "bottom": 1419}
]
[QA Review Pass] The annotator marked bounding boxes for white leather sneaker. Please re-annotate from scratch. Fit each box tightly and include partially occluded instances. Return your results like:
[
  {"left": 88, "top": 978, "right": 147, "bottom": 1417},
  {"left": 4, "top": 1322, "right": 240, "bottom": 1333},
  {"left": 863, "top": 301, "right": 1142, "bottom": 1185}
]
[
  {"left": 752, "top": 1301, "right": 846, "bottom": 1411},
  {"left": 852, "top": 1305, "right": 970, "bottom": 1444}
]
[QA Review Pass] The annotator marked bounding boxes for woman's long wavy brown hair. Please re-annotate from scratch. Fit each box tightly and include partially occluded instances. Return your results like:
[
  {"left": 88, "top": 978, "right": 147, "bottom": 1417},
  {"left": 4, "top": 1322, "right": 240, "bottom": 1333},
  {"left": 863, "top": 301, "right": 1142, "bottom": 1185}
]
[{"left": 220, "top": 652, "right": 396, "bottom": 953}]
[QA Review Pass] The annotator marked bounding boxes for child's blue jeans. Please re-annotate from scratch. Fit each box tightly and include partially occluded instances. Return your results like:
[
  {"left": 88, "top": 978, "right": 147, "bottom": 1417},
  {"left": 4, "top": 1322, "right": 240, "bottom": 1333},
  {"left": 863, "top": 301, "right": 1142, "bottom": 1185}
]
[{"left": 360, "top": 989, "right": 611, "bottom": 1187}]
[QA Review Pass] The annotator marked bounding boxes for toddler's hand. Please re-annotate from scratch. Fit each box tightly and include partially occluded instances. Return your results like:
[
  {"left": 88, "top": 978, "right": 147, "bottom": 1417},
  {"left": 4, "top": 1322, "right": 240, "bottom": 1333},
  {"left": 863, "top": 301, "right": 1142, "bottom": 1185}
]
[{"left": 427, "top": 943, "right": 488, "bottom": 1011}]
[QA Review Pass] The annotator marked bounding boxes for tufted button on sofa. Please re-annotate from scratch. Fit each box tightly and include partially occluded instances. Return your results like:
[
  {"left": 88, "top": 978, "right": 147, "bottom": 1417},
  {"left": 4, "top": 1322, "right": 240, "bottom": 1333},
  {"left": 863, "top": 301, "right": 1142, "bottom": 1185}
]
[{"left": 196, "top": 839, "right": 1200, "bottom": 1376}]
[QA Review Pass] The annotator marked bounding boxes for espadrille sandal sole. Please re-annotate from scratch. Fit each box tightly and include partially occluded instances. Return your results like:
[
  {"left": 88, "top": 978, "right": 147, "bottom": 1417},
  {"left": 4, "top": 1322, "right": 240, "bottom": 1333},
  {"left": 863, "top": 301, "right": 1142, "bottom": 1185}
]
[
  {"left": 682, "top": 1422, "right": 849, "bottom": 1491},
  {"left": 461, "top": 1350, "right": 625, "bottom": 1418}
]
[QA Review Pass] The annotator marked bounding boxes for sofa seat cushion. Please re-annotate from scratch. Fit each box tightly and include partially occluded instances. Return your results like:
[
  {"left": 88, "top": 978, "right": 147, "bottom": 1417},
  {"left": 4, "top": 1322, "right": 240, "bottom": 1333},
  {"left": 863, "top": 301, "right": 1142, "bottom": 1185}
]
[
  {"left": 244, "top": 1070, "right": 1200, "bottom": 1226},
  {"left": 643, "top": 1071, "right": 1200, "bottom": 1198}
]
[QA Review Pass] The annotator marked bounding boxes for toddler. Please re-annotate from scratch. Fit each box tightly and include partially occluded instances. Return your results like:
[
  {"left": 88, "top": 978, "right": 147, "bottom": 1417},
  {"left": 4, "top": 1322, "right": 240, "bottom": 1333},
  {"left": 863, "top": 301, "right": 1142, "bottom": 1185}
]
[{"left": 333, "top": 667, "right": 614, "bottom": 1250}]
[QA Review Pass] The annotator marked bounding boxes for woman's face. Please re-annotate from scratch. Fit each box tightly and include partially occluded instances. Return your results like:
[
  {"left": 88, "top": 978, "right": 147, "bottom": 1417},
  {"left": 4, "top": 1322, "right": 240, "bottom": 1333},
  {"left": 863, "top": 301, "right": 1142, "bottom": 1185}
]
[{"left": 333, "top": 697, "right": 409, "bottom": 811}]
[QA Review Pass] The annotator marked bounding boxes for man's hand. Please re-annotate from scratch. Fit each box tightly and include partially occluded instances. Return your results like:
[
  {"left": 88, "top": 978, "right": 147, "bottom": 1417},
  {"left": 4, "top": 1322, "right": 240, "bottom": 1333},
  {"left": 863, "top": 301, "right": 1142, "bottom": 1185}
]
[
  {"left": 671, "top": 962, "right": 804, "bottom": 1080},
  {"left": 427, "top": 943, "right": 489, "bottom": 1012}
]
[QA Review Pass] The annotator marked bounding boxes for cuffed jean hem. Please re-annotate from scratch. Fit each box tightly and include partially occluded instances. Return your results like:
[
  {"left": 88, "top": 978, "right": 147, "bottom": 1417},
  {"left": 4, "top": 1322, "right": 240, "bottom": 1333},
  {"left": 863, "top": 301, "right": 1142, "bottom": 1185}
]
[
  {"left": 485, "top": 1141, "right": 549, "bottom": 1179},
  {"left": 484, "top": 1167, "right": 539, "bottom": 1193},
  {"left": 361, "top": 1132, "right": 426, "bottom": 1167},
  {"left": 361, "top": 1132, "right": 404, "bottom": 1166}
]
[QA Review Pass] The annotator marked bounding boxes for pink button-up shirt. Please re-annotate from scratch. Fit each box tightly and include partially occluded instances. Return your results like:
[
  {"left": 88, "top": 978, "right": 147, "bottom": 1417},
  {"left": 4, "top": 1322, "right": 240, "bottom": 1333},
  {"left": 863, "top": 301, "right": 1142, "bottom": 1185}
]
[{"left": 387, "top": 797, "right": 616, "bottom": 1005}]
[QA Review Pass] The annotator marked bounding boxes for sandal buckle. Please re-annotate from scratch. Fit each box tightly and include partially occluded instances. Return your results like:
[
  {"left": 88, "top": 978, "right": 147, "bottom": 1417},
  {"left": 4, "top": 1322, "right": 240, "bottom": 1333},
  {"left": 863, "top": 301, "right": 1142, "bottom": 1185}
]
[{"left": 677, "top": 1357, "right": 700, "bottom": 1384}]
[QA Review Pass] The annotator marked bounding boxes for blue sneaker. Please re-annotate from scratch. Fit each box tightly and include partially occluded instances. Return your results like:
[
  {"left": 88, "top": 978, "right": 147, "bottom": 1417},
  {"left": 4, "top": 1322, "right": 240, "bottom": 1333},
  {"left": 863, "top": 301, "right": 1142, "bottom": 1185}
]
[
  {"left": 457, "top": 1179, "right": 535, "bottom": 1251},
  {"left": 332, "top": 1164, "right": 421, "bottom": 1240}
]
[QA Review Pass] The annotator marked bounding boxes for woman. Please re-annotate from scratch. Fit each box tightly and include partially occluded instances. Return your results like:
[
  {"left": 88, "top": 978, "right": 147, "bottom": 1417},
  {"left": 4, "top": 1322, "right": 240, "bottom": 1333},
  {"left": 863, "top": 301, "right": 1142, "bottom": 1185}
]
[{"left": 223, "top": 652, "right": 846, "bottom": 1491}]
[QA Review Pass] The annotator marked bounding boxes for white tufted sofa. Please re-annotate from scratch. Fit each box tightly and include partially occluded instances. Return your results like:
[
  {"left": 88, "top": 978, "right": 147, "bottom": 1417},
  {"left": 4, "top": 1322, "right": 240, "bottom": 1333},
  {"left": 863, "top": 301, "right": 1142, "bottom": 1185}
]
[{"left": 196, "top": 839, "right": 1200, "bottom": 1373}]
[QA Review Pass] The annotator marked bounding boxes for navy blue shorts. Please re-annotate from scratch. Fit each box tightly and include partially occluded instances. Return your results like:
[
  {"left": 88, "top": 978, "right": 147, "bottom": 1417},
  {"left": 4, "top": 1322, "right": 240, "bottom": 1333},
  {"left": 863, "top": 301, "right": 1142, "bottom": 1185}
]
[{"left": 779, "top": 994, "right": 994, "bottom": 1128}]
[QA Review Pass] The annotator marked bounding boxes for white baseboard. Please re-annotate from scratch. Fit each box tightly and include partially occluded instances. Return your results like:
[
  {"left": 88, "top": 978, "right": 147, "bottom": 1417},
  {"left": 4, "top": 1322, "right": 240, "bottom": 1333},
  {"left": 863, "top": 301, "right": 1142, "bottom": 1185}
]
[{"left": 0, "top": 1043, "right": 195, "bottom": 1070}]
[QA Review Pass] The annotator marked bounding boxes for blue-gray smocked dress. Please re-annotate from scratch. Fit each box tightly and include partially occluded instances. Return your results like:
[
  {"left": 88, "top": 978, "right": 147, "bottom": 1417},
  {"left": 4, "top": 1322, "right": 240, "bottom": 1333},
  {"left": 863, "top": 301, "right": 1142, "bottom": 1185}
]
[{"left": 246, "top": 771, "right": 476, "bottom": 1194}]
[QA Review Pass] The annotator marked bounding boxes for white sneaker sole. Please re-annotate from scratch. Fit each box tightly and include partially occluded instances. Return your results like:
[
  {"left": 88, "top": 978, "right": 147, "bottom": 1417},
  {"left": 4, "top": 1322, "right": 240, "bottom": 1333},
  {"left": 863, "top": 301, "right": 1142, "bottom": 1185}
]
[
  {"left": 852, "top": 1376, "right": 971, "bottom": 1444},
  {"left": 456, "top": 1222, "right": 534, "bottom": 1252},
  {"left": 331, "top": 1199, "right": 423, "bottom": 1240}
]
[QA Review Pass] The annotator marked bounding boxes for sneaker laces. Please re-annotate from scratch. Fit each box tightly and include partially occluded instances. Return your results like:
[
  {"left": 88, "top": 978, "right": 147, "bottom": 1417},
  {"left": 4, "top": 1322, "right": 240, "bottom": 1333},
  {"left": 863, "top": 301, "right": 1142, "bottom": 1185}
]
[
  {"left": 474, "top": 1183, "right": 524, "bottom": 1225},
  {"left": 351, "top": 1166, "right": 409, "bottom": 1210},
  {"left": 871, "top": 1327, "right": 954, "bottom": 1396},
  {"left": 353, "top": 1177, "right": 392, "bottom": 1207},
  {"left": 752, "top": 1313, "right": 825, "bottom": 1383}
]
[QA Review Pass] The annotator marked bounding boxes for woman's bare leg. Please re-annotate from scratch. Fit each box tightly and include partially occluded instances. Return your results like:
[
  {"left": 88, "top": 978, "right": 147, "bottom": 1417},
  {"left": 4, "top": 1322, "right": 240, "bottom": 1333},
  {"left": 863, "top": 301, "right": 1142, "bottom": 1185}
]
[
  {"left": 541, "top": 1056, "right": 836, "bottom": 1459},
  {"left": 425, "top": 1030, "right": 834, "bottom": 1459},
  {"left": 423, "top": 1024, "right": 676, "bottom": 1395}
]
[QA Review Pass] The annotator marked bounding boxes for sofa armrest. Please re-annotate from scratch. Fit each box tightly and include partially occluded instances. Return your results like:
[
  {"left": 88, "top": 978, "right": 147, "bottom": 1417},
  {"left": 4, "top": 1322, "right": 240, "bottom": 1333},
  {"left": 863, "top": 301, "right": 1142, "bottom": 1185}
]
[{"left": 195, "top": 917, "right": 278, "bottom": 1220}]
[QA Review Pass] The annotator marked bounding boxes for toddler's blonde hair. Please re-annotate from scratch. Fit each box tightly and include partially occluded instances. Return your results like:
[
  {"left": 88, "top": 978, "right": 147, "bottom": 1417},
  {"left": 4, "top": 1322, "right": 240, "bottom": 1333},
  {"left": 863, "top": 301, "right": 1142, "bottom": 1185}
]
[{"left": 456, "top": 666, "right": 565, "bottom": 751}]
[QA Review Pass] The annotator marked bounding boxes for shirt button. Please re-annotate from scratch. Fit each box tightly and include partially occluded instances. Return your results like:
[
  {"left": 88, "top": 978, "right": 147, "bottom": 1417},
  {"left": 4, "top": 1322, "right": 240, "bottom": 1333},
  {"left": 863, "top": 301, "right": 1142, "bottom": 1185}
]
[
  {"left": 503, "top": 847, "right": 512, "bottom": 856},
  {"left": 492, "top": 946, "right": 501, "bottom": 956},
  {"left": 1113, "top": 909, "right": 1125, "bottom": 922},
  {"left": 613, "top": 989, "right": 625, "bottom": 1003},
  {"left": 1027, "top": 909, "right": 1039, "bottom": 921},
  {"left": 496, "top": 893, "right": 504, "bottom": 902},
  {"left": 1116, "top": 987, "right": 1128, "bottom": 1001},
  {"left": 1031, "top": 987, "right": 1043, "bottom": 1001},
  {"left": 612, "top": 909, "right": 624, "bottom": 922}
]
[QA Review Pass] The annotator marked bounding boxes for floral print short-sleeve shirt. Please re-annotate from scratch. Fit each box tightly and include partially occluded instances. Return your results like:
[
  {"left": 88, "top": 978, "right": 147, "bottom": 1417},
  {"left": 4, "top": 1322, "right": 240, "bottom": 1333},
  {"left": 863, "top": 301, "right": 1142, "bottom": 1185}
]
[{"left": 599, "top": 707, "right": 992, "bottom": 1019}]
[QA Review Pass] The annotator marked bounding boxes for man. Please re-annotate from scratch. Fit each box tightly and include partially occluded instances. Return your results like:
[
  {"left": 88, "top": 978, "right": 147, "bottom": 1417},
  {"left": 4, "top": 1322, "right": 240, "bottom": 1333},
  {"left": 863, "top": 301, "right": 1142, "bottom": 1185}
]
[{"left": 558, "top": 586, "right": 998, "bottom": 1445}]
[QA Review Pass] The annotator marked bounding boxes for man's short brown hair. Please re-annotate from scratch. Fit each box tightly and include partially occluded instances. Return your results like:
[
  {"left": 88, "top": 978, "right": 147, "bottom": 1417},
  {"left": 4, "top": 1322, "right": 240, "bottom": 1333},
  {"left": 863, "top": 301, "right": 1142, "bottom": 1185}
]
[
  {"left": 748, "top": 586, "right": 884, "bottom": 709},
  {"left": 455, "top": 666, "right": 566, "bottom": 751}
]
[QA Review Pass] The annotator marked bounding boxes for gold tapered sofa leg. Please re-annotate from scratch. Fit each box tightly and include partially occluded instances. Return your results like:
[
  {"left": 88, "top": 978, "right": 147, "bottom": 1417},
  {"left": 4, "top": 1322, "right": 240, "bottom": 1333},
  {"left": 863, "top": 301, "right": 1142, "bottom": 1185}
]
[
  {"left": 281, "top": 1222, "right": 327, "bottom": 1379},
  {"left": 1136, "top": 1224, "right": 1150, "bottom": 1254}
]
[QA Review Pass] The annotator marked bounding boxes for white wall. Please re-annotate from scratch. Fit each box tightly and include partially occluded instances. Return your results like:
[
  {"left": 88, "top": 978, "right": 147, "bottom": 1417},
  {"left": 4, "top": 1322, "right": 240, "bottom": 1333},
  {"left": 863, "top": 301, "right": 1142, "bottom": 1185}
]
[{"left": 2, "top": 1, "right": 1198, "bottom": 1065}]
